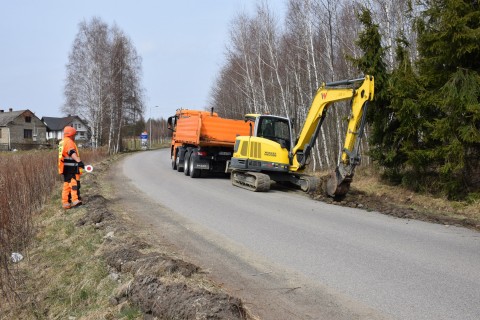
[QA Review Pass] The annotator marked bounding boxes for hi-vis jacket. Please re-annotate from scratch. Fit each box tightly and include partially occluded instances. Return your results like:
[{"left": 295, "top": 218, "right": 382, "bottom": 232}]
[{"left": 58, "top": 137, "right": 81, "bottom": 175}]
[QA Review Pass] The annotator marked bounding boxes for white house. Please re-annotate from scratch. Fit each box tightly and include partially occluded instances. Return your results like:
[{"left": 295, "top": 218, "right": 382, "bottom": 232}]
[{"left": 42, "top": 115, "right": 90, "bottom": 144}]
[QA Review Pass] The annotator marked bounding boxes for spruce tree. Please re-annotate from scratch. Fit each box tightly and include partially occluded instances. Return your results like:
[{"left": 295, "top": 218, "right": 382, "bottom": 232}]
[
  {"left": 387, "top": 35, "right": 423, "bottom": 184},
  {"left": 415, "top": 0, "right": 480, "bottom": 198},
  {"left": 434, "top": 69, "right": 480, "bottom": 197},
  {"left": 349, "top": 7, "right": 395, "bottom": 177}
]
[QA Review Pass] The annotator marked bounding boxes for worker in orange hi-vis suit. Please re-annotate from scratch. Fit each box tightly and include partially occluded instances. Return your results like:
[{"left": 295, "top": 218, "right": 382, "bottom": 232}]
[{"left": 58, "top": 126, "right": 84, "bottom": 210}]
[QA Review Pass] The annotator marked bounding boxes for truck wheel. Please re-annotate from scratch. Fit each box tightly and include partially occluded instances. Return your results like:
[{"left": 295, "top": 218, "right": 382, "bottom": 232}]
[
  {"left": 171, "top": 155, "right": 177, "bottom": 170},
  {"left": 190, "top": 157, "right": 201, "bottom": 178},
  {"left": 176, "top": 154, "right": 183, "bottom": 172},
  {"left": 184, "top": 151, "right": 191, "bottom": 176}
]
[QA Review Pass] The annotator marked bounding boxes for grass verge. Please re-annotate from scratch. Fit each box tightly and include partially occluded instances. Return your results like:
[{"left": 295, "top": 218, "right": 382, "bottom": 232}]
[
  {"left": 1, "top": 155, "right": 249, "bottom": 320},
  {"left": 313, "top": 167, "right": 480, "bottom": 230},
  {"left": 2, "top": 186, "right": 125, "bottom": 319}
]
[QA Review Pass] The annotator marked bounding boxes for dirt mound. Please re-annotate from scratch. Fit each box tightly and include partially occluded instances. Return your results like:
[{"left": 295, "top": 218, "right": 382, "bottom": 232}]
[
  {"left": 128, "top": 275, "right": 246, "bottom": 319},
  {"left": 126, "top": 254, "right": 200, "bottom": 277},
  {"left": 102, "top": 243, "right": 199, "bottom": 277},
  {"left": 103, "top": 246, "right": 143, "bottom": 271},
  {"left": 75, "top": 194, "right": 115, "bottom": 227},
  {"left": 100, "top": 237, "right": 246, "bottom": 319}
]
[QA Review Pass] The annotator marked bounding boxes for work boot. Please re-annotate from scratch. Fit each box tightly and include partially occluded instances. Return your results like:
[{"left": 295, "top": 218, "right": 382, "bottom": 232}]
[
  {"left": 71, "top": 200, "right": 82, "bottom": 207},
  {"left": 63, "top": 203, "right": 71, "bottom": 210}
]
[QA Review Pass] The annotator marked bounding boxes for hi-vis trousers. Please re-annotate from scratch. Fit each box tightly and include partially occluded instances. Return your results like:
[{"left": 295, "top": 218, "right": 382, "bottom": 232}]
[{"left": 62, "top": 173, "right": 81, "bottom": 205}]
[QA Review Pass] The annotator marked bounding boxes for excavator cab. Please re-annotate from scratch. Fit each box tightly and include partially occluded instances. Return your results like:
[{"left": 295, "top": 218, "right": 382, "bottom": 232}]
[
  {"left": 231, "top": 114, "right": 292, "bottom": 174},
  {"left": 255, "top": 116, "right": 292, "bottom": 151}
]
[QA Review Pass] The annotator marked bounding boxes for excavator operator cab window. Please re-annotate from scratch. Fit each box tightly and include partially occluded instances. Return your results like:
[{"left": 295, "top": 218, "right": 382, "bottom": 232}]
[{"left": 258, "top": 116, "right": 291, "bottom": 150}]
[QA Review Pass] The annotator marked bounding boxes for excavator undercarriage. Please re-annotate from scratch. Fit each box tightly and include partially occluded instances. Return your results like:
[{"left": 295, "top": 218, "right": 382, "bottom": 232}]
[
  {"left": 230, "top": 171, "right": 271, "bottom": 192},
  {"left": 230, "top": 169, "right": 320, "bottom": 193}
]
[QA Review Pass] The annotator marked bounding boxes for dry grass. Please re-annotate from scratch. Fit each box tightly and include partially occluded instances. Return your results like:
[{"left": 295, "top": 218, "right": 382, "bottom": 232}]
[
  {"left": 0, "top": 147, "right": 108, "bottom": 304},
  {"left": 0, "top": 151, "right": 56, "bottom": 302},
  {"left": 352, "top": 166, "right": 480, "bottom": 226},
  {"left": 1, "top": 194, "right": 123, "bottom": 319}
]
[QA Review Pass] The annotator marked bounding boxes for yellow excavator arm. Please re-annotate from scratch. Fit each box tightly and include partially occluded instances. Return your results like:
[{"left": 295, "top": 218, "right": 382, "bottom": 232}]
[
  {"left": 290, "top": 75, "right": 374, "bottom": 195},
  {"left": 291, "top": 75, "right": 374, "bottom": 171}
]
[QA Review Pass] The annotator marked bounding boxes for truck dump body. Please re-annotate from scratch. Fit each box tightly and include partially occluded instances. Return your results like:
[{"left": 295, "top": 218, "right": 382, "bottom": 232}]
[
  {"left": 169, "top": 109, "right": 251, "bottom": 177},
  {"left": 174, "top": 110, "right": 250, "bottom": 147}
]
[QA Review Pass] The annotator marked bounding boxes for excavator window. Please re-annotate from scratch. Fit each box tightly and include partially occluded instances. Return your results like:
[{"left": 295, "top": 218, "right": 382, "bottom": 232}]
[
  {"left": 263, "top": 122, "right": 274, "bottom": 136},
  {"left": 258, "top": 117, "right": 291, "bottom": 150}
]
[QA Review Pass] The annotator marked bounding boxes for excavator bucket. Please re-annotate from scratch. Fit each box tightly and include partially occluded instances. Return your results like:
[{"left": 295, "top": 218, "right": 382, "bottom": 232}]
[{"left": 326, "top": 170, "right": 352, "bottom": 197}]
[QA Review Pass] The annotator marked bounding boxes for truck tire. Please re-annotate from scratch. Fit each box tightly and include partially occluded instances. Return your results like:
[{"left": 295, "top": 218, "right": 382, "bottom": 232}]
[
  {"left": 184, "top": 151, "right": 191, "bottom": 176},
  {"left": 171, "top": 155, "right": 177, "bottom": 170},
  {"left": 176, "top": 155, "right": 183, "bottom": 172},
  {"left": 176, "top": 148, "right": 184, "bottom": 172},
  {"left": 190, "top": 156, "right": 201, "bottom": 178}
]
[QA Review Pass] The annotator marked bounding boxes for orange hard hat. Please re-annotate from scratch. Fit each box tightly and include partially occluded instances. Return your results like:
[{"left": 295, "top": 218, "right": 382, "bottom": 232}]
[{"left": 64, "top": 126, "right": 77, "bottom": 137}]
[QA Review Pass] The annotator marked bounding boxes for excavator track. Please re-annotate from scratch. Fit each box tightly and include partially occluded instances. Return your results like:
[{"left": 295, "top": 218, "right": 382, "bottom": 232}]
[{"left": 231, "top": 170, "right": 271, "bottom": 192}]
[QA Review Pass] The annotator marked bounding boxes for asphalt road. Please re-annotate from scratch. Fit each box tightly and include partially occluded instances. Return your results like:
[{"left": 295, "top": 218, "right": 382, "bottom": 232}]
[{"left": 119, "top": 149, "right": 480, "bottom": 320}]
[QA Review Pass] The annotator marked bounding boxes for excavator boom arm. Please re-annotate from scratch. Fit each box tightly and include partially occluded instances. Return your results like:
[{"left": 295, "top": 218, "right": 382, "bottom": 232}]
[
  {"left": 291, "top": 75, "right": 374, "bottom": 173},
  {"left": 339, "top": 76, "right": 374, "bottom": 164}
]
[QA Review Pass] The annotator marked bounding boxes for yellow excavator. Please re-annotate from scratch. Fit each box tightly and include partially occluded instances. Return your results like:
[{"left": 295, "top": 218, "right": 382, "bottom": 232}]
[{"left": 228, "top": 75, "right": 374, "bottom": 197}]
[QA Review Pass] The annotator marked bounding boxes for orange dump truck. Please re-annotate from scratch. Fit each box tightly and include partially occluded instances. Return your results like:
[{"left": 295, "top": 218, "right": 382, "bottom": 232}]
[{"left": 168, "top": 109, "right": 251, "bottom": 177}]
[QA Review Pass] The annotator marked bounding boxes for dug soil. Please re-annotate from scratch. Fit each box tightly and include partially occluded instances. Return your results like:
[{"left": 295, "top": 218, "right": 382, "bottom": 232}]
[{"left": 313, "top": 174, "right": 480, "bottom": 232}]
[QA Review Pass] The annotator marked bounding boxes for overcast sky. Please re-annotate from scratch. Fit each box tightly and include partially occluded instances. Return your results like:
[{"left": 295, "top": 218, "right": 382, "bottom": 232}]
[{"left": 0, "top": 0, "right": 285, "bottom": 120}]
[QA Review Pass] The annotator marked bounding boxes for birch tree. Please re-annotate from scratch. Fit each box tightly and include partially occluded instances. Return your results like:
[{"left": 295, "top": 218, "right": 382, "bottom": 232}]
[
  {"left": 64, "top": 17, "right": 110, "bottom": 148},
  {"left": 255, "top": 2, "right": 288, "bottom": 116},
  {"left": 108, "top": 26, "right": 143, "bottom": 153},
  {"left": 63, "top": 17, "right": 144, "bottom": 153},
  {"left": 228, "top": 13, "right": 260, "bottom": 113}
]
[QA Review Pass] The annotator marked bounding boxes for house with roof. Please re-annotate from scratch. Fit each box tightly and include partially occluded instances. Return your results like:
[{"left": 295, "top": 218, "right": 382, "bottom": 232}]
[
  {"left": 0, "top": 108, "right": 47, "bottom": 150},
  {"left": 42, "top": 115, "right": 90, "bottom": 145}
]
